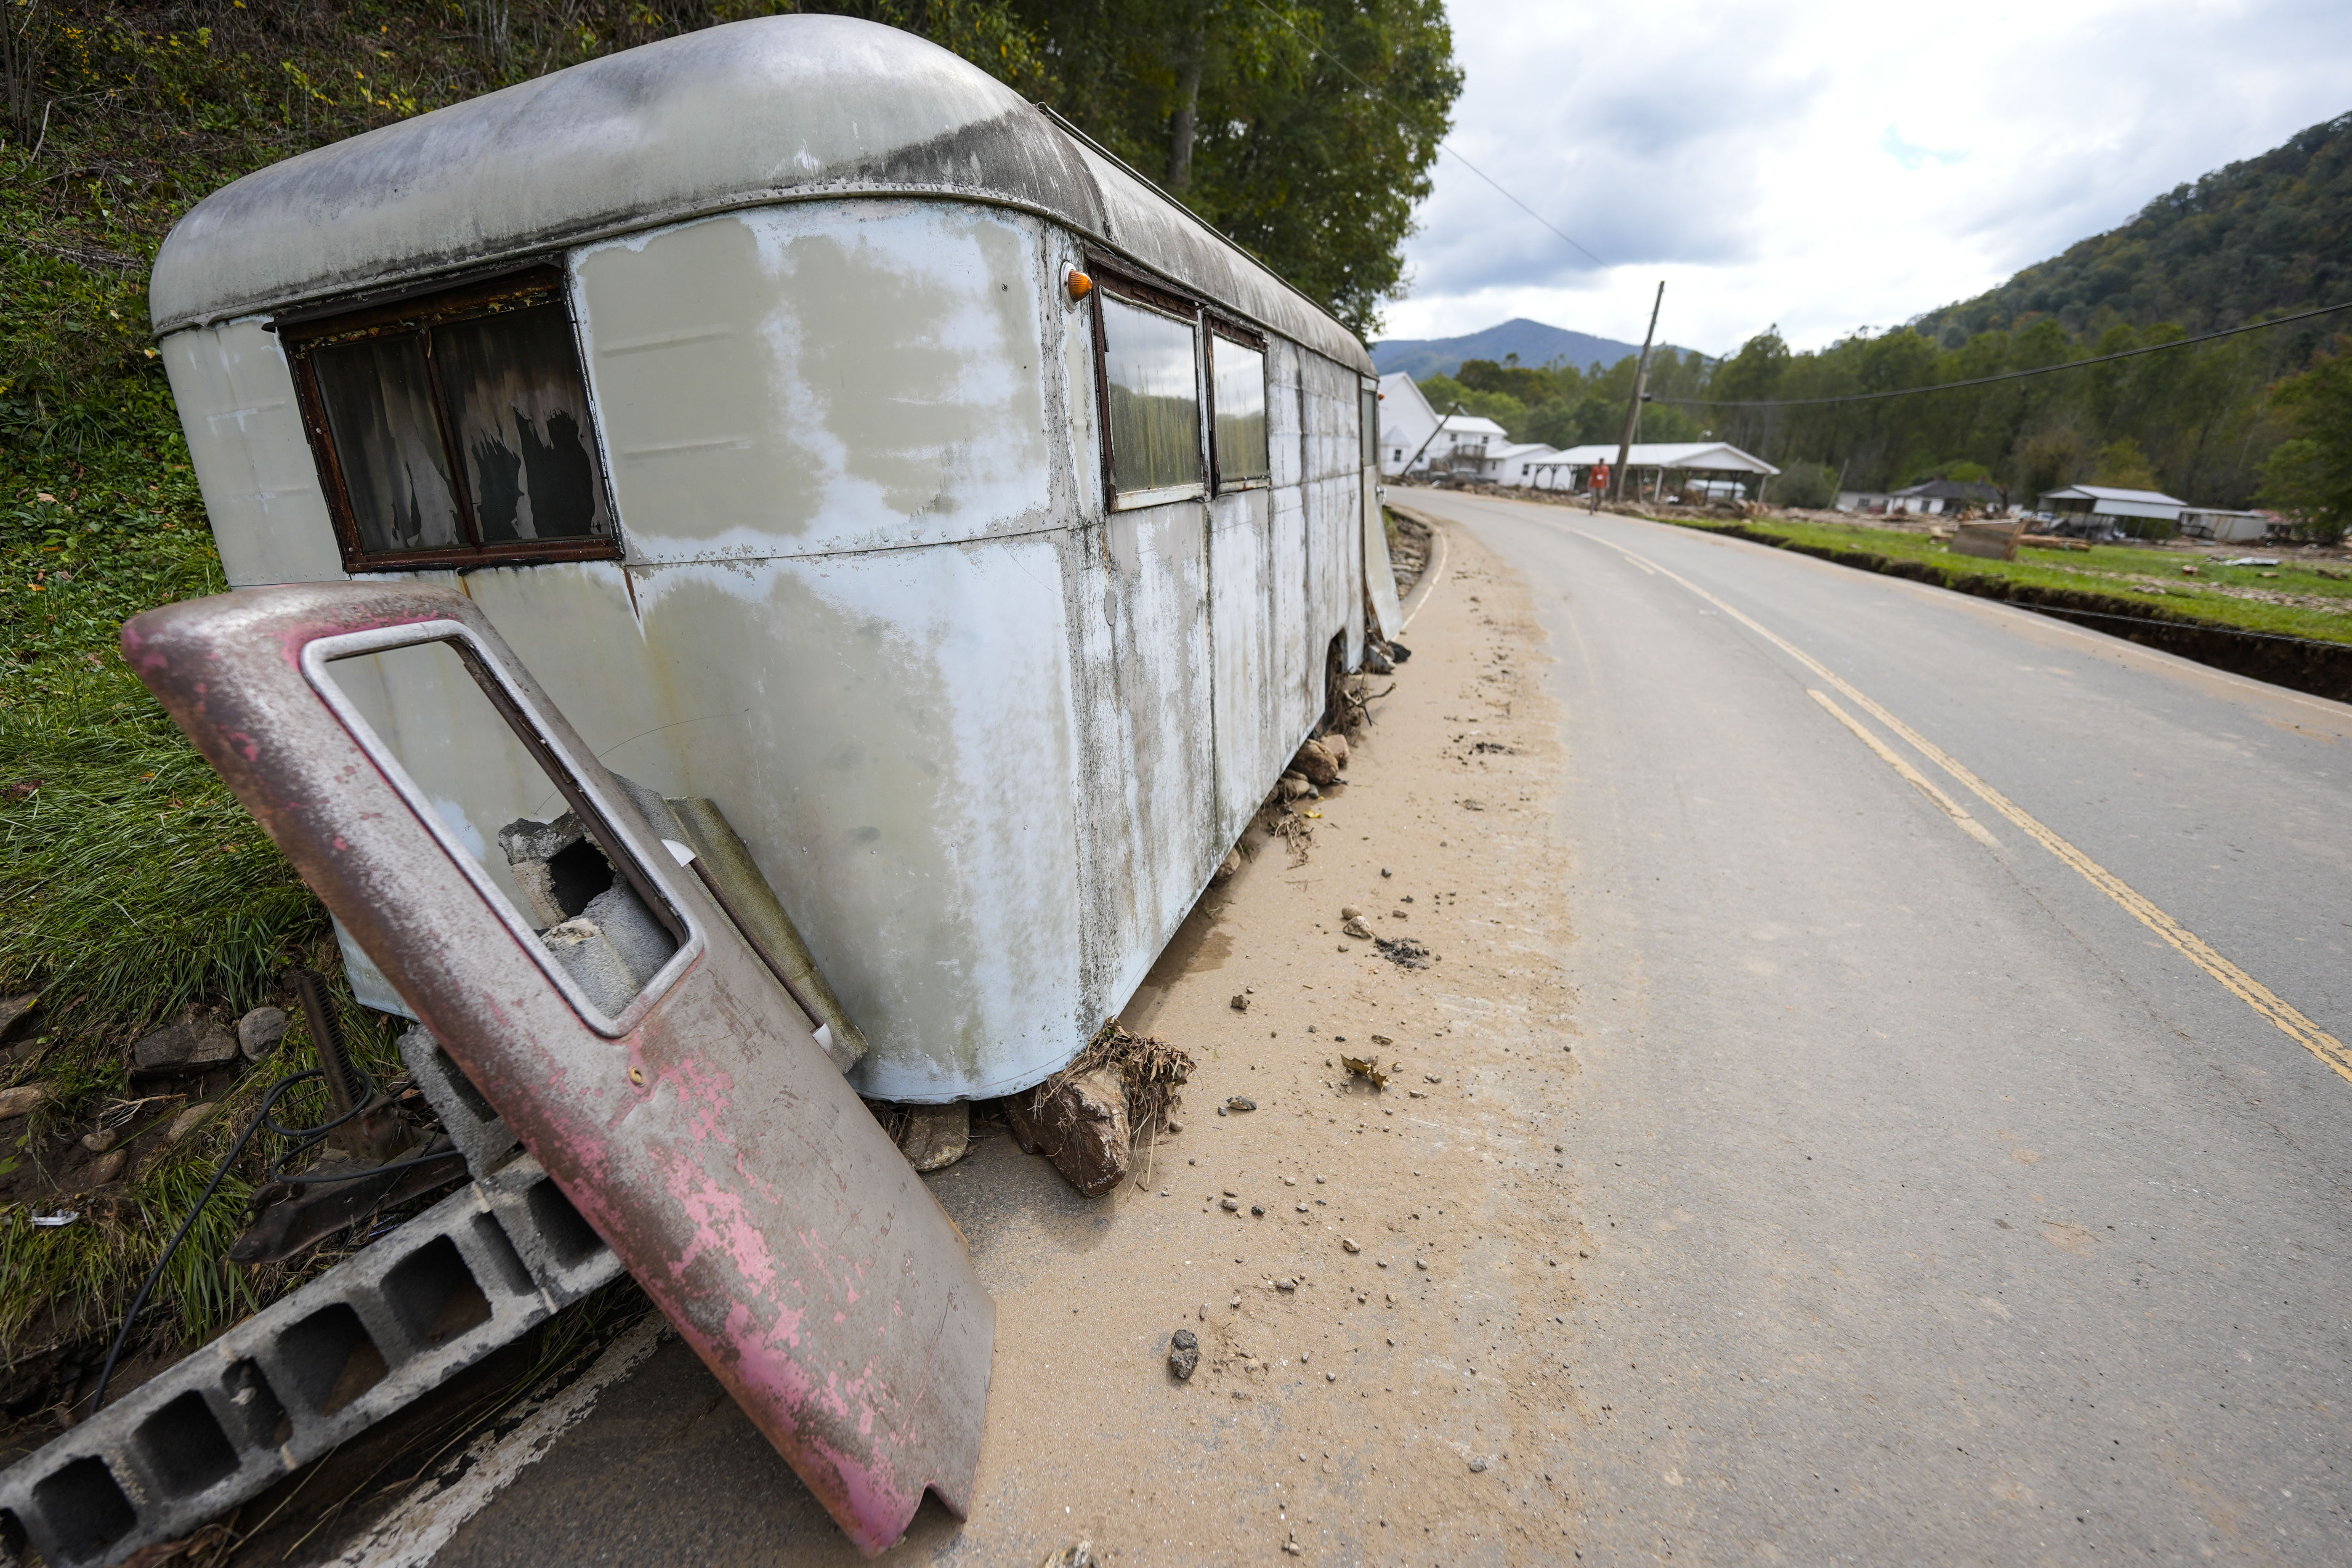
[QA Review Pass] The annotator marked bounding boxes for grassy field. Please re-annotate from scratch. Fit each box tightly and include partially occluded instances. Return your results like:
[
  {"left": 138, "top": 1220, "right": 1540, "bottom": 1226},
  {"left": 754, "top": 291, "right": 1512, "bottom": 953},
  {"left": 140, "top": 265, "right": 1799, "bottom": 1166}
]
[{"left": 1647, "top": 511, "right": 2352, "bottom": 646}]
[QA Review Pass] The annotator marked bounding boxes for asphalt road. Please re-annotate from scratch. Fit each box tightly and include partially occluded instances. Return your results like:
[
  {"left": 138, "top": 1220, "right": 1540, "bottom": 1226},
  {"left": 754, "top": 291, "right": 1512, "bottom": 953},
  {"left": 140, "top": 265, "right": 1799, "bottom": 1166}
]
[{"left": 1409, "top": 490, "right": 2352, "bottom": 1562}]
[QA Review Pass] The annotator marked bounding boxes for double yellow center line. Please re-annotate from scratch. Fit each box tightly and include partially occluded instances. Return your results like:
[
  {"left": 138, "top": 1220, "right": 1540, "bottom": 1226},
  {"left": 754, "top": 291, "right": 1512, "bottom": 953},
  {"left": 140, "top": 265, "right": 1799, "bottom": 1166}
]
[{"left": 1575, "top": 525, "right": 2352, "bottom": 1085}]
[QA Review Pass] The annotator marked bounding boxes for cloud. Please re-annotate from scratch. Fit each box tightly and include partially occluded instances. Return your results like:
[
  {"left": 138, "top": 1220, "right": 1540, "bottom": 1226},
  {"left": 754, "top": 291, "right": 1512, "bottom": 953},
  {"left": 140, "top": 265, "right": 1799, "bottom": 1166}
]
[
  {"left": 1381, "top": 0, "right": 2352, "bottom": 354},
  {"left": 1880, "top": 126, "right": 1969, "bottom": 171}
]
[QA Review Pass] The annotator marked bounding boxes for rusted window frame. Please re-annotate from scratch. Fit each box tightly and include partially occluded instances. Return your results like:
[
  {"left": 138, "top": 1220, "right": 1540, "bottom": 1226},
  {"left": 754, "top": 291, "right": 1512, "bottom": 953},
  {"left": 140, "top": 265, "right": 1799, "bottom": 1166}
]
[
  {"left": 278, "top": 264, "right": 622, "bottom": 574},
  {"left": 1086, "top": 258, "right": 1209, "bottom": 513},
  {"left": 1205, "top": 316, "right": 1271, "bottom": 494}
]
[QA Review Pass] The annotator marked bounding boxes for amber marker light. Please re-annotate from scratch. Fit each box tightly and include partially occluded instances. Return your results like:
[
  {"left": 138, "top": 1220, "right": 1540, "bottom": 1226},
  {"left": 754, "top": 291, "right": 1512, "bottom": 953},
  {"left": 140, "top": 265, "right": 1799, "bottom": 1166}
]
[{"left": 1066, "top": 269, "right": 1094, "bottom": 302}]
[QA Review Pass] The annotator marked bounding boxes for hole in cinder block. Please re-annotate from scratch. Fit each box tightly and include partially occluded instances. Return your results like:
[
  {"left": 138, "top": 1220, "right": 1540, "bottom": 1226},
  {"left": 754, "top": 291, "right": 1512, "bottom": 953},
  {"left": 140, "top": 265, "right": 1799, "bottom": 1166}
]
[
  {"left": 277, "top": 1302, "right": 388, "bottom": 1417},
  {"left": 383, "top": 1236, "right": 492, "bottom": 1350},
  {"left": 221, "top": 1358, "right": 291, "bottom": 1449},
  {"left": 468, "top": 1212, "right": 534, "bottom": 1297},
  {"left": 31, "top": 1456, "right": 135, "bottom": 1562},
  {"left": 133, "top": 1390, "right": 240, "bottom": 1497},
  {"left": 544, "top": 837, "right": 614, "bottom": 920},
  {"left": 525, "top": 1175, "right": 605, "bottom": 1268}
]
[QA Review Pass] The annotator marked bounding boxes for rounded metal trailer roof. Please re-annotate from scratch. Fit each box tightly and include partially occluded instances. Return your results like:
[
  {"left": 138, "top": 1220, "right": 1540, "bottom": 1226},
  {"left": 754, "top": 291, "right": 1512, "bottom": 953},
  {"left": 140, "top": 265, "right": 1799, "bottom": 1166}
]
[{"left": 148, "top": 14, "right": 1372, "bottom": 375}]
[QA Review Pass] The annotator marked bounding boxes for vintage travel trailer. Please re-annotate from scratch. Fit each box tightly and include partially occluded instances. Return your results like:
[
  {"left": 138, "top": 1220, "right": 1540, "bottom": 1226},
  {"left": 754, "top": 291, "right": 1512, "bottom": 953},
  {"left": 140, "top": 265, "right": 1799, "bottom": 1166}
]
[{"left": 149, "top": 15, "right": 1397, "bottom": 1103}]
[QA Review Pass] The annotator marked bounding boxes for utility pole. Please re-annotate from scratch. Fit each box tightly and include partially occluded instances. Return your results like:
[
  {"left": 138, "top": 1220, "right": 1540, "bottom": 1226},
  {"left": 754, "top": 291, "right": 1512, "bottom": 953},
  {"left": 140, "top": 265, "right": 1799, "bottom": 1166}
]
[{"left": 1611, "top": 281, "right": 1665, "bottom": 502}]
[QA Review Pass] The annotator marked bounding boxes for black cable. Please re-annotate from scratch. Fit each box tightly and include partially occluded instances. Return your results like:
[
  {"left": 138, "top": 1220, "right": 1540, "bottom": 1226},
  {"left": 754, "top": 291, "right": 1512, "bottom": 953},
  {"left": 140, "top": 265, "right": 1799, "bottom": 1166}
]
[
  {"left": 1654, "top": 299, "right": 2352, "bottom": 409},
  {"left": 85, "top": 1055, "right": 461, "bottom": 1417}
]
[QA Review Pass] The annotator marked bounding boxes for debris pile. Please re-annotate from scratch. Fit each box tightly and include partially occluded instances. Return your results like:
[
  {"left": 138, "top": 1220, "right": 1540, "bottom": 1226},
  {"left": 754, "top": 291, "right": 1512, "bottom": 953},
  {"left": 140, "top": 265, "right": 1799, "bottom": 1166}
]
[{"left": 1006, "top": 1021, "right": 1195, "bottom": 1197}]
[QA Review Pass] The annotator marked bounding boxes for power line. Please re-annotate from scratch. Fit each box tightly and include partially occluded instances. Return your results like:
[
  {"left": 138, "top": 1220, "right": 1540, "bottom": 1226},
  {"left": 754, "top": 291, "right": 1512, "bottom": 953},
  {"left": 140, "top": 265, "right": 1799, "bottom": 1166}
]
[
  {"left": 1654, "top": 299, "right": 2352, "bottom": 409},
  {"left": 1239, "top": 0, "right": 1608, "bottom": 270}
]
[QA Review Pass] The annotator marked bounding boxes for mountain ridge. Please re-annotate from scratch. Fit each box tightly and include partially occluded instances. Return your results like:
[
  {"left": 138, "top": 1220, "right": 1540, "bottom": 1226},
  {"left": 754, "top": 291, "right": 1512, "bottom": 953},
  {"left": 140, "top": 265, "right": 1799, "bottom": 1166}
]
[{"left": 1371, "top": 317, "right": 1660, "bottom": 380}]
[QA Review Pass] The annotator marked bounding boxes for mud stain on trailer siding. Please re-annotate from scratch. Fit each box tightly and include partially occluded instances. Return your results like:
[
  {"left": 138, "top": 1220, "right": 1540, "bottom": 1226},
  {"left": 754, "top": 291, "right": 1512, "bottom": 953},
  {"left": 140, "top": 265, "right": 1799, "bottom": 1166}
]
[
  {"left": 626, "top": 544, "right": 1084, "bottom": 1103},
  {"left": 574, "top": 202, "right": 1051, "bottom": 562}
]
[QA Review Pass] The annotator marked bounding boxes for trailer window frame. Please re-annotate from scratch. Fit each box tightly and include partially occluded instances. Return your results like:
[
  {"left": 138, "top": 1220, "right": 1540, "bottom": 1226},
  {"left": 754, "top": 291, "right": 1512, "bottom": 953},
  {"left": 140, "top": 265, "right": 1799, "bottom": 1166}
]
[
  {"left": 279, "top": 264, "right": 622, "bottom": 574},
  {"left": 1206, "top": 318, "right": 1271, "bottom": 493},
  {"left": 1086, "top": 261, "right": 1210, "bottom": 513}
]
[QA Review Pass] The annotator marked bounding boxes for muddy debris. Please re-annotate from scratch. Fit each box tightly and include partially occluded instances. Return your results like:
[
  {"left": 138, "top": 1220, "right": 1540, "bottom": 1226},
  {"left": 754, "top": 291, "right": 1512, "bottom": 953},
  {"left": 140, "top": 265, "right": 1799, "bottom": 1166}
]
[
  {"left": 1007, "top": 1068, "right": 1128, "bottom": 1197},
  {"left": 1374, "top": 936, "right": 1434, "bottom": 970},
  {"left": 1225, "top": 1095, "right": 1257, "bottom": 1113},
  {"left": 896, "top": 1100, "right": 970, "bottom": 1172},
  {"left": 1213, "top": 846, "right": 1243, "bottom": 884},
  {"left": 1341, "top": 1055, "right": 1389, "bottom": 1088},
  {"left": 1168, "top": 1328, "right": 1200, "bottom": 1380},
  {"left": 1291, "top": 737, "right": 1343, "bottom": 787}
]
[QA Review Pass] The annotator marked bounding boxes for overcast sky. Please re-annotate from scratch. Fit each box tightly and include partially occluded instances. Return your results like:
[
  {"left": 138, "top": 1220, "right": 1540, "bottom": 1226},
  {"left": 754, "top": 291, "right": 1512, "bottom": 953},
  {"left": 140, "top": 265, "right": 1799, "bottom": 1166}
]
[{"left": 1381, "top": 0, "right": 2352, "bottom": 357}]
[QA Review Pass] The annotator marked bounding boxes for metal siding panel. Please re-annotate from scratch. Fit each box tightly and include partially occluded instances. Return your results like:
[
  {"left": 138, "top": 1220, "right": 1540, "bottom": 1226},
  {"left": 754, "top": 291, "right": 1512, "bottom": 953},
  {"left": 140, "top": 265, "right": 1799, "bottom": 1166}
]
[
  {"left": 1209, "top": 487, "right": 1275, "bottom": 848},
  {"left": 1065, "top": 503, "right": 1215, "bottom": 1025},
  {"left": 162, "top": 321, "right": 348, "bottom": 587},
  {"left": 1264, "top": 340, "right": 1316, "bottom": 747},
  {"left": 575, "top": 204, "right": 1054, "bottom": 561}
]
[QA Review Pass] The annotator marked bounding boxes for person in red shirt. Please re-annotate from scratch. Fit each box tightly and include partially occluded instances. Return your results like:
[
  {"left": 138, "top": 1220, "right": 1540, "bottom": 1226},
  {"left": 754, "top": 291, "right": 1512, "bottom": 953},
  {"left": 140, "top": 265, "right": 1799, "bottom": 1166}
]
[{"left": 1587, "top": 461, "right": 1611, "bottom": 512}]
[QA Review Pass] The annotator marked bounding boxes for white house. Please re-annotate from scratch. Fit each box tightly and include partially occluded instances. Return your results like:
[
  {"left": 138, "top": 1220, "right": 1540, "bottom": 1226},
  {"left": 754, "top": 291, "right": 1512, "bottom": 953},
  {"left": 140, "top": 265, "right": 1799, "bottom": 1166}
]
[
  {"left": 1375, "top": 371, "right": 1509, "bottom": 477},
  {"left": 1491, "top": 441, "right": 1567, "bottom": 486},
  {"left": 1528, "top": 441, "right": 1778, "bottom": 499}
]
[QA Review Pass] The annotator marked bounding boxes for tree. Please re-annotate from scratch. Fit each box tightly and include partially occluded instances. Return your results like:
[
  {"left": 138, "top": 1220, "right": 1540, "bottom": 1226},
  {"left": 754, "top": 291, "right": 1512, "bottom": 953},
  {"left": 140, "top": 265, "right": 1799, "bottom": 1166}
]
[
  {"left": 1016, "top": 0, "right": 1461, "bottom": 338},
  {"left": 2258, "top": 340, "right": 2352, "bottom": 542}
]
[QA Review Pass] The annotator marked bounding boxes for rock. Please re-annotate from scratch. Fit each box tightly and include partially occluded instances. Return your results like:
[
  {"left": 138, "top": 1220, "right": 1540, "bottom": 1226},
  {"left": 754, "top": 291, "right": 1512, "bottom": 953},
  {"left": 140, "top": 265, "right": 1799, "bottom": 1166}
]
[
  {"left": 1380, "top": 866, "right": 1393, "bottom": 877},
  {"left": 81, "top": 1127, "right": 118, "bottom": 1154},
  {"left": 1469, "top": 1456, "right": 1488, "bottom": 1473},
  {"left": 1230, "top": 993, "right": 1249, "bottom": 1012},
  {"left": 897, "top": 1100, "right": 970, "bottom": 1172},
  {"left": 237, "top": 1006, "right": 290, "bottom": 1062},
  {"left": 85, "top": 1150, "right": 127, "bottom": 1187},
  {"left": 1251, "top": 1204, "right": 1265, "bottom": 1216},
  {"left": 1213, "top": 847, "right": 1243, "bottom": 884},
  {"left": 1274, "top": 1277, "right": 1296, "bottom": 1292},
  {"left": 1321, "top": 733, "right": 1349, "bottom": 769},
  {"left": 131, "top": 1014, "right": 239, "bottom": 1074},
  {"left": 1341, "top": 1237, "right": 1361, "bottom": 1253},
  {"left": 1291, "top": 738, "right": 1341, "bottom": 787},
  {"left": 1225, "top": 1095, "right": 1257, "bottom": 1112},
  {"left": 1414, "top": 1257, "right": 1429, "bottom": 1270},
  {"left": 1339, "top": 904, "right": 1362, "bottom": 920},
  {"left": 167, "top": 1102, "right": 221, "bottom": 1144},
  {"left": 1341, "top": 916, "right": 1372, "bottom": 939},
  {"left": 1277, "top": 773, "right": 1316, "bottom": 801},
  {"left": 0, "top": 1084, "right": 50, "bottom": 1119},
  {"left": 1221, "top": 1197, "right": 1240, "bottom": 1212},
  {"left": 0, "top": 992, "right": 38, "bottom": 1042},
  {"left": 1168, "top": 1328, "right": 1200, "bottom": 1380},
  {"left": 1004, "top": 1068, "right": 1129, "bottom": 1197}
]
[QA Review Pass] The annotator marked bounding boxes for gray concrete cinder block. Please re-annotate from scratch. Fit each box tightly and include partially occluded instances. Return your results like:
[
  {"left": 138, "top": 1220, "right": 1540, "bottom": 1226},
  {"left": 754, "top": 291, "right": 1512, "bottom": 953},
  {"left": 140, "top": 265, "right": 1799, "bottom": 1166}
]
[{"left": 0, "top": 1153, "right": 622, "bottom": 1568}]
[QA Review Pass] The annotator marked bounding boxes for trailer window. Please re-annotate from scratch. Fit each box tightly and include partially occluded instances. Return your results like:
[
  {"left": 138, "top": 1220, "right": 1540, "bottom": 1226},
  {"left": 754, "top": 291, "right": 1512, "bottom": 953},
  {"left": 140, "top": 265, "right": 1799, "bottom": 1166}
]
[
  {"left": 1210, "top": 331, "right": 1269, "bottom": 490},
  {"left": 283, "top": 268, "right": 618, "bottom": 572},
  {"left": 1098, "top": 288, "right": 1204, "bottom": 509}
]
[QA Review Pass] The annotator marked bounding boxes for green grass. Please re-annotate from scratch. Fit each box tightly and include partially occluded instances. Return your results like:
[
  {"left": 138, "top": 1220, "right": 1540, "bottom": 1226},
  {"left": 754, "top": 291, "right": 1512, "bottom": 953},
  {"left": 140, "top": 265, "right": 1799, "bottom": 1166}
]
[{"left": 1651, "top": 512, "right": 2352, "bottom": 646}]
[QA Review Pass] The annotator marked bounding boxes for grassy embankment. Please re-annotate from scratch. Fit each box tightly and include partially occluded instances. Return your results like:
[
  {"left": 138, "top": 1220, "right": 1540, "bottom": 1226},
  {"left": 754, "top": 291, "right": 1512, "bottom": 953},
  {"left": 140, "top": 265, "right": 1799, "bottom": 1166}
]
[
  {"left": 0, "top": 6, "right": 532, "bottom": 1375},
  {"left": 1648, "top": 512, "right": 2352, "bottom": 646}
]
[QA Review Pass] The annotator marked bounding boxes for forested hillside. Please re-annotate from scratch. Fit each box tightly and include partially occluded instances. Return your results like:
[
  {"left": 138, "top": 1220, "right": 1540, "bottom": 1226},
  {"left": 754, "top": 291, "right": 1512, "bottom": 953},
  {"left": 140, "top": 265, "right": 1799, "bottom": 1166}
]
[{"left": 1913, "top": 112, "right": 2350, "bottom": 344}]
